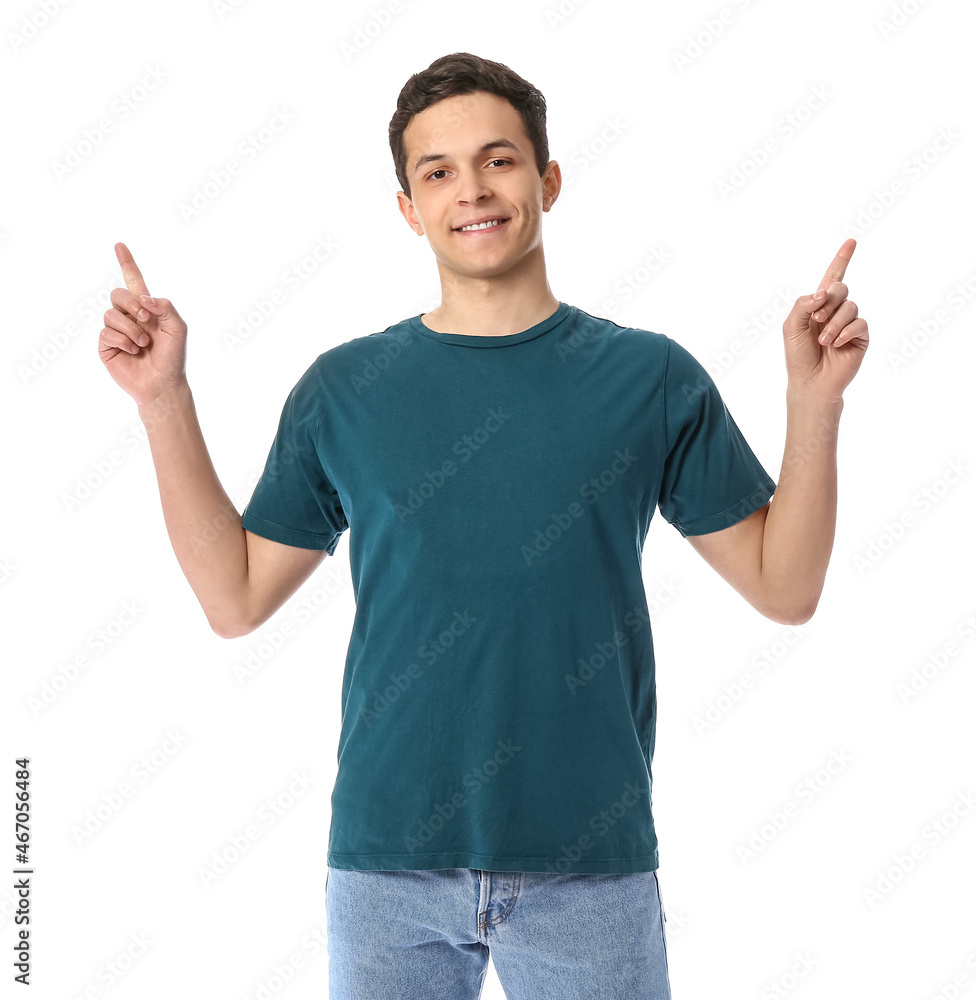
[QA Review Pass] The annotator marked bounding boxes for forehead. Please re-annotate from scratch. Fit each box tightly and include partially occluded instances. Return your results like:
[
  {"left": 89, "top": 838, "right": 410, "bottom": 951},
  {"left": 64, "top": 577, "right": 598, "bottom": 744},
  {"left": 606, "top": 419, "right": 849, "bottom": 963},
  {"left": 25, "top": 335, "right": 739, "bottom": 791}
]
[{"left": 404, "top": 91, "right": 527, "bottom": 163}]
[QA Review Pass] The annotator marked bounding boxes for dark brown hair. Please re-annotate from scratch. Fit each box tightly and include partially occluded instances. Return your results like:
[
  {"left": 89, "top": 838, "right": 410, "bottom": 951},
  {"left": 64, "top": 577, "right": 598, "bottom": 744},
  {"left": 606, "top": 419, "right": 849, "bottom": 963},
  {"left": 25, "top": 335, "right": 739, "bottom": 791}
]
[{"left": 389, "top": 52, "right": 549, "bottom": 201}]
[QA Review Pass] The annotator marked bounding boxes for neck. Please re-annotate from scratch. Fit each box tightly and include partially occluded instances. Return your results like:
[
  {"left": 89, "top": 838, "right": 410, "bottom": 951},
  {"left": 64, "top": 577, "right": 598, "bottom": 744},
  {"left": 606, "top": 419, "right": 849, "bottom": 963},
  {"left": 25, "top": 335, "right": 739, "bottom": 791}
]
[{"left": 423, "top": 247, "right": 559, "bottom": 337}]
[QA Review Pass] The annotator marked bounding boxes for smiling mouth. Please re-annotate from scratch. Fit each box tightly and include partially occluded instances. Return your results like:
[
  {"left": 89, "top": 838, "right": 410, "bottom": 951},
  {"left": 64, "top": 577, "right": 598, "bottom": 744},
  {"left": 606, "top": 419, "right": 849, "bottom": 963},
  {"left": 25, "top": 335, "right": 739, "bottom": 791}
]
[{"left": 453, "top": 218, "right": 511, "bottom": 232}]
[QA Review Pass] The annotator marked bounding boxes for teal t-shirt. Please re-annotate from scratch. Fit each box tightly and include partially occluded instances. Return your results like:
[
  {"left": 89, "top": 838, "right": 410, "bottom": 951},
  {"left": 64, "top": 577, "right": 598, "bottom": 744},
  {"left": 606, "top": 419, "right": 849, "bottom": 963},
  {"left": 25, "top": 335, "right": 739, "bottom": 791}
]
[{"left": 241, "top": 301, "right": 776, "bottom": 874}]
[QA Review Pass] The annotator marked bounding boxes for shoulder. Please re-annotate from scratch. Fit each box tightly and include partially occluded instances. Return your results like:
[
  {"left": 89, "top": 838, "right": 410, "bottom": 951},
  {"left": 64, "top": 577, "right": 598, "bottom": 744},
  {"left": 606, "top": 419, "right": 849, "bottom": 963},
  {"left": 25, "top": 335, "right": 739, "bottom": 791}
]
[
  {"left": 568, "top": 308, "right": 717, "bottom": 389},
  {"left": 292, "top": 315, "right": 415, "bottom": 392},
  {"left": 568, "top": 305, "right": 672, "bottom": 357},
  {"left": 317, "top": 315, "right": 414, "bottom": 365}
]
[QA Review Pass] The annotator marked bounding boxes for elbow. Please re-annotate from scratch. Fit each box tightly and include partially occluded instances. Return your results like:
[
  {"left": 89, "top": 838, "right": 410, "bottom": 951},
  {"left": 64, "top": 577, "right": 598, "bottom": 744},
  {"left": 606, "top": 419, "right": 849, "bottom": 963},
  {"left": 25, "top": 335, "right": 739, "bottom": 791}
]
[
  {"left": 761, "top": 599, "right": 817, "bottom": 627},
  {"left": 208, "top": 613, "right": 254, "bottom": 640}
]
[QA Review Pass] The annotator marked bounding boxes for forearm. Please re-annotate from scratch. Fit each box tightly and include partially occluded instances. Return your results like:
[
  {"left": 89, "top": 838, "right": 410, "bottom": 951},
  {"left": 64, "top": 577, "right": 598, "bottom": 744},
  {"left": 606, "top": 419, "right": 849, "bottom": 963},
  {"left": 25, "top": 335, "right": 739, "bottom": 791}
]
[
  {"left": 137, "top": 382, "right": 249, "bottom": 637},
  {"left": 760, "top": 391, "right": 843, "bottom": 623}
]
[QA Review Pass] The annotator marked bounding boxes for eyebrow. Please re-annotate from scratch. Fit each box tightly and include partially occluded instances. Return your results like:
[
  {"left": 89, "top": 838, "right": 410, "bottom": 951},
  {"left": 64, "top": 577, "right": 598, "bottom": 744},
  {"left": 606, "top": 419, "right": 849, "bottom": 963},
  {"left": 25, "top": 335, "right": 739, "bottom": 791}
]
[{"left": 413, "top": 138, "right": 520, "bottom": 176}]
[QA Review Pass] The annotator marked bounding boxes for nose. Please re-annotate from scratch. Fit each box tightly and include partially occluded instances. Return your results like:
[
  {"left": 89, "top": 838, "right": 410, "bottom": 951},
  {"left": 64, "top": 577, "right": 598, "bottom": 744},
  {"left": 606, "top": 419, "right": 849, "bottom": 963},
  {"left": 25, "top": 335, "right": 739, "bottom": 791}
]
[{"left": 455, "top": 169, "right": 493, "bottom": 206}]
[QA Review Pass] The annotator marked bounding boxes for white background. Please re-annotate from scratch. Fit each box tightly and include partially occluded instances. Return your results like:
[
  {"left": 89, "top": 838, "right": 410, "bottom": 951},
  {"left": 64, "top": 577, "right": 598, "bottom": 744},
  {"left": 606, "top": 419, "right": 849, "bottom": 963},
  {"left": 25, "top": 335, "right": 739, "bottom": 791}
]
[{"left": 3, "top": 0, "right": 975, "bottom": 997}]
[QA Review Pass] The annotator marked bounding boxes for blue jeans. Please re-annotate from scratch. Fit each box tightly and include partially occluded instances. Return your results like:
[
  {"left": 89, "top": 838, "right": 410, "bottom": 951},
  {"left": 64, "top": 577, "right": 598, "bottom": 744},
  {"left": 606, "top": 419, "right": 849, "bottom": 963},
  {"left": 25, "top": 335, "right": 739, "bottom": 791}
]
[{"left": 325, "top": 867, "right": 672, "bottom": 999}]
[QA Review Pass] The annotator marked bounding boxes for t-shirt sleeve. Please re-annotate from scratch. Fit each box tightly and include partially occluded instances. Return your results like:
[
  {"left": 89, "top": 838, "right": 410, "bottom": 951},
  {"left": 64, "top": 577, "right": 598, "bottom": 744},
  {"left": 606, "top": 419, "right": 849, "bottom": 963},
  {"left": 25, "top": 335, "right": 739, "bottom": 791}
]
[
  {"left": 658, "top": 337, "right": 776, "bottom": 537},
  {"left": 241, "top": 360, "right": 348, "bottom": 554}
]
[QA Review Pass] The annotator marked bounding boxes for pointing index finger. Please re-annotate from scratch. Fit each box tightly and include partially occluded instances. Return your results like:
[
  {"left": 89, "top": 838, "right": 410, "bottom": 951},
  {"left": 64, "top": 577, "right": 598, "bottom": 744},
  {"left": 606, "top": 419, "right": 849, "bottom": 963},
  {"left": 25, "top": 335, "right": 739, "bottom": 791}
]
[
  {"left": 818, "top": 238, "right": 856, "bottom": 293},
  {"left": 114, "top": 242, "right": 151, "bottom": 298}
]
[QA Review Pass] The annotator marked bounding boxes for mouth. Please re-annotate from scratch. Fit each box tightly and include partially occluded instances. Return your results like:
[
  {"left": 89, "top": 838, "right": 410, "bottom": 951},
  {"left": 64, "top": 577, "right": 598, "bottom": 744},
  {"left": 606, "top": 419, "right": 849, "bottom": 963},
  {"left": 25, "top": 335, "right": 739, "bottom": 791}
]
[{"left": 453, "top": 217, "right": 511, "bottom": 234}]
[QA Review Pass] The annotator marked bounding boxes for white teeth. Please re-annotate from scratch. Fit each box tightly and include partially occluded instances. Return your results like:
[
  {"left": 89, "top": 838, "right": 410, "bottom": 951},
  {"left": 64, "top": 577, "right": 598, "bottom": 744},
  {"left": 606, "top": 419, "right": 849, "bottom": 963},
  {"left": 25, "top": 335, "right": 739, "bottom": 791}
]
[{"left": 458, "top": 219, "right": 504, "bottom": 231}]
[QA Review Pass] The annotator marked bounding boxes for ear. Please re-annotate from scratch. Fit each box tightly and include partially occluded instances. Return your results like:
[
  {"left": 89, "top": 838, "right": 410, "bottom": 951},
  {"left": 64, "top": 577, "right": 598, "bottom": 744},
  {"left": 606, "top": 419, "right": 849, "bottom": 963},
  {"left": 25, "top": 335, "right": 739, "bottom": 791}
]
[
  {"left": 396, "top": 191, "right": 424, "bottom": 236},
  {"left": 542, "top": 160, "right": 561, "bottom": 211}
]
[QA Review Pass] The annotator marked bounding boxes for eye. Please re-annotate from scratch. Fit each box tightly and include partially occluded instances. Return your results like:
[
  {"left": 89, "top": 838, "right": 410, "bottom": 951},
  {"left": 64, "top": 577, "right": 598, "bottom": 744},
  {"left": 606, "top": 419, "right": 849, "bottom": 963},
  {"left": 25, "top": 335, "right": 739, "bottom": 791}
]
[{"left": 426, "top": 159, "right": 512, "bottom": 182}]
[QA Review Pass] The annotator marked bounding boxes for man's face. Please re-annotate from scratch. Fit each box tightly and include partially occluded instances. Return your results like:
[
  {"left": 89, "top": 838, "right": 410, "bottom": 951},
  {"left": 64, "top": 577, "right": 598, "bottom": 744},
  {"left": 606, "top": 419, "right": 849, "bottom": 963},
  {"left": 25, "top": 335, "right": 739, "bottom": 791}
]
[{"left": 396, "top": 91, "right": 560, "bottom": 282}]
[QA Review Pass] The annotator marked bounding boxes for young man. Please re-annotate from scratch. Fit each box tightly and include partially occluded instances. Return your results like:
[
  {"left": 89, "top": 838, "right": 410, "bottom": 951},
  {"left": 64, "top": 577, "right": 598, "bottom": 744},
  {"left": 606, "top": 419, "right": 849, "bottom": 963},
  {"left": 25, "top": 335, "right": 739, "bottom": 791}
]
[{"left": 100, "top": 52, "right": 868, "bottom": 1000}]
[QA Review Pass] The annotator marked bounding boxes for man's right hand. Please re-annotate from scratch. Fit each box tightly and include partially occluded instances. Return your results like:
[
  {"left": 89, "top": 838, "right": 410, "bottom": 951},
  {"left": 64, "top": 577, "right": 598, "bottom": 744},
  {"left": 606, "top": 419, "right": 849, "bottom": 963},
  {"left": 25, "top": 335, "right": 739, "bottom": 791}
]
[{"left": 99, "top": 243, "right": 189, "bottom": 407}]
